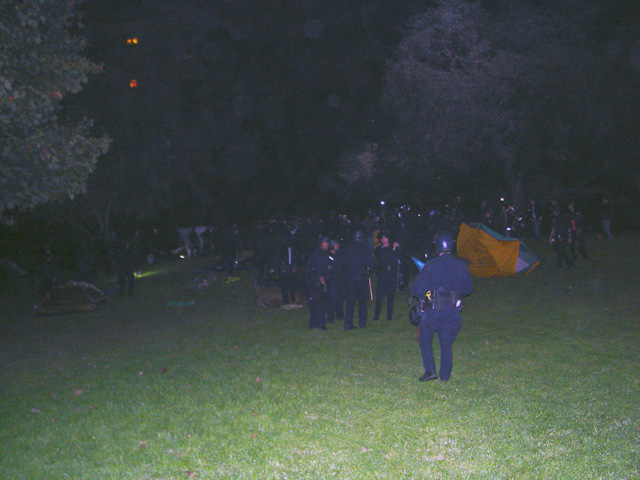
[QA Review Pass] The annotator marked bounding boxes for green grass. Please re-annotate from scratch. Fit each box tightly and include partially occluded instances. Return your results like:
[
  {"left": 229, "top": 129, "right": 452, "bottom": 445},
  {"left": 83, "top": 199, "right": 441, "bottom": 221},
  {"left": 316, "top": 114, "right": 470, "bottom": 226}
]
[{"left": 1, "top": 235, "right": 639, "bottom": 479}]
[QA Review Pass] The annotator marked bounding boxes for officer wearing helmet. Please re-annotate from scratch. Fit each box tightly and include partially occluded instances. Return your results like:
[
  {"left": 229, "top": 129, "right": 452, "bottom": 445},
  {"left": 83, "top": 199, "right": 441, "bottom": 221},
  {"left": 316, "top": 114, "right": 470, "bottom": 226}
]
[
  {"left": 549, "top": 207, "right": 574, "bottom": 269},
  {"left": 326, "top": 238, "right": 345, "bottom": 324},
  {"left": 373, "top": 230, "right": 401, "bottom": 321},
  {"left": 410, "top": 231, "right": 473, "bottom": 382},
  {"left": 340, "top": 229, "right": 375, "bottom": 330},
  {"left": 305, "top": 235, "right": 331, "bottom": 330}
]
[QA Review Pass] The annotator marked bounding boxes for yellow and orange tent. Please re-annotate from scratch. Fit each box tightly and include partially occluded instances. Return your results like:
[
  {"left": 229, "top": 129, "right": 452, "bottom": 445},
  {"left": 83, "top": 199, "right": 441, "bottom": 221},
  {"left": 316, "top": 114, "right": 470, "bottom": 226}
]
[{"left": 456, "top": 223, "right": 540, "bottom": 278}]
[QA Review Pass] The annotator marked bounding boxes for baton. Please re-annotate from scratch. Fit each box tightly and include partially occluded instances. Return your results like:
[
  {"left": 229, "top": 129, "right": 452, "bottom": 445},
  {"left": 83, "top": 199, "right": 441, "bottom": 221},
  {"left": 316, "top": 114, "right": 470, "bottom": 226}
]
[{"left": 368, "top": 276, "right": 373, "bottom": 302}]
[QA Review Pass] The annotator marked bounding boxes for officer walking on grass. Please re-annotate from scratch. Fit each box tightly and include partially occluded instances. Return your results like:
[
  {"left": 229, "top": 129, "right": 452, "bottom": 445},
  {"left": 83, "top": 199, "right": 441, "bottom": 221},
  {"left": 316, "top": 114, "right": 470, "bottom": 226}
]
[
  {"left": 340, "top": 230, "right": 375, "bottom": 330},
  {"left": 115, "top": 239, "right": 139, "bottom": 297},
  {"left": 549, "top": 207, "right": 574, "bottom": 269},
  {"left": 325, "top": 238, "right": 345, "bottom": 324},
  {"left": 305, "top": 236, "right": 331, "bottom": 330},
  {"left": 410, "top": 231, "right": 473, "bottom": 382},
  {"left": 373, "top": 230, "right": 400, "bottom": 322}
]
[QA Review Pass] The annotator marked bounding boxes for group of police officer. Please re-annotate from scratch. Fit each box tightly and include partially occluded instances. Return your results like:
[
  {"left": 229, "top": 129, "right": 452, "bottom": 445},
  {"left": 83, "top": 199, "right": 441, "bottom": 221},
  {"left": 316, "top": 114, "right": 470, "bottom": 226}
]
[
  {"left": 304, "top": 231, "right": 376, "bottom": 331},
  {"left": 302, "top": 226, "right": 473, "bottom": 383},
  {"left": 548, "top": 200, "right": 592, "bottom": 269}
]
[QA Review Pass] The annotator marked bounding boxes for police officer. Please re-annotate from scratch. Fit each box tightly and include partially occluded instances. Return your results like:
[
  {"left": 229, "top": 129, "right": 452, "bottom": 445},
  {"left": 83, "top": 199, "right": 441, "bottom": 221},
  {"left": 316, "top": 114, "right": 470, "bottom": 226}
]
[
  {"left": 115, "top": 239, "right": 139, "bottom": 297},
  {"left": 279, "top": 243, "right": 300, "bottom": 306},
  {"left": 305, "top": 236, "right": 331, "bottom": 330},
  {"left": 526, "top": 199, "right": 541, "bottom": 241},
  {"left": 542, "top": 199, "right": 559, "bottom": 237},
  {"left": 391, "top": 207, "right": 414, "bottom": 290},
  {"left": 326, "top": 238, "right": 344, "bottom": 324},
  {"left": 567, "top": 201, "right": 589, "bottom": 261},
  {"left": 340, "top": 230, "right": 375, "bottom": 330},
  {"left": 549, "top": 207, "right": 574, "bottom": 269},
  {"left": 410, "top": 231, "right": 473, "bottom": 382},
  {"left": 218, "top": 224, "right": 240, "bottom": 276},
  {"left": 373, "top": 230, "right": 400, "bottom": 321}
]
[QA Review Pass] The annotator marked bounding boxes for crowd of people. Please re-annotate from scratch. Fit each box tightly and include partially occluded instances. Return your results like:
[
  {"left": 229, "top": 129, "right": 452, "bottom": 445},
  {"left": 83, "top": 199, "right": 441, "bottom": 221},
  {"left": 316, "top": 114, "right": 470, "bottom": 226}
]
[
  {"left": 35, "top": 194, "right": 615, "bottom": 382},
  {"left": 38, "top": 194, "right": 614, "bottom": 300},
  {"left": 221, "top": 195, "right": 610, "bottom": 334}
]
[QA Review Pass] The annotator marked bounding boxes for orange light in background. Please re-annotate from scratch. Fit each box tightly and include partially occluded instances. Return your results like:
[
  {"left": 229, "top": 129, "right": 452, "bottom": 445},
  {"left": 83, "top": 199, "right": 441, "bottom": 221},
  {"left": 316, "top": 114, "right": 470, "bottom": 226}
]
[
  {"left": 127, "top": 37, "right": 138, "bottom": 44},
  {"left": 130, "top": 79, "right": 137, "bottom": 88}
]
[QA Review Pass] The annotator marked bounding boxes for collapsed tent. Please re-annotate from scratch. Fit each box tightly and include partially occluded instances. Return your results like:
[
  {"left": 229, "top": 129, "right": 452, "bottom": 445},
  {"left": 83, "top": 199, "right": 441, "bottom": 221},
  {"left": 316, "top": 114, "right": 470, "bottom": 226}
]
[
  {"left": 36, "top": 281, "right": 106, "bottom": 315},
  {"left": 254, "top": 280, "right": 306, "bottom": 308},
  {"left": 456, "top": 223, "right": 540, "bottom": 278}
]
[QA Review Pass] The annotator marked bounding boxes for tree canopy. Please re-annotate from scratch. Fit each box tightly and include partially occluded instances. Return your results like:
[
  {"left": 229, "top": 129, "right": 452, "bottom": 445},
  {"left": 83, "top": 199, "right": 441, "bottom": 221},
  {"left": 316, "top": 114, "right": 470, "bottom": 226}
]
[
  {"left": 0, "top": 0, "right": 110, "bottom": 216},
  {"left": 381, "top": 0, "right": 640, "bottom": 206}
]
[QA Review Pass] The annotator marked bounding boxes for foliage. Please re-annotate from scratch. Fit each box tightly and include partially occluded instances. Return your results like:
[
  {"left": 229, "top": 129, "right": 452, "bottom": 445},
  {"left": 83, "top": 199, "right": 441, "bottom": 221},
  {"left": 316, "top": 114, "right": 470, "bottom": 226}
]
[
  {"left": 341, "top": 142, "right": 379, "bottom": 184},
  {"left": 1, "top": 235, "right": 639, "bottom": 478},
  {"left": 382, "top": 0, "right": 640, "bottom": 205},
  {"left": 0, "top": 0, "right": 110, "bottom": 215},
  {"left": 66, "top": 0, "right": 416, "bottom": 224}
]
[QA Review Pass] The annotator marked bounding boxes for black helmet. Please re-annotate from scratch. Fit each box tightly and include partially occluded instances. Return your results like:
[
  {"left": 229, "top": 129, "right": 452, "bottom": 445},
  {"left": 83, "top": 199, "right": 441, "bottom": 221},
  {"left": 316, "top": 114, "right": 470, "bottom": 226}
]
[
  {"left": 353, "top": 230, "right": 365, "bottom": 243},
  {"left": 434, "top": 231, "right": 455, "bottom": 255},
  {"left": 377, "top": 230, "right": 391, "bottom": 240}
]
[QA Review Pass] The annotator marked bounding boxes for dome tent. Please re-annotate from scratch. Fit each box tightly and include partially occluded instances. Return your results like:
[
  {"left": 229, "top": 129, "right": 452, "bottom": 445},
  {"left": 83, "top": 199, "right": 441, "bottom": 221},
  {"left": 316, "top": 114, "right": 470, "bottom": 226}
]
[
  {"left": 36, "top": 281, "right": 105, "bottom": 315},
  {"left": 456, "top": 223, "right": 540, "bottom": 278}
]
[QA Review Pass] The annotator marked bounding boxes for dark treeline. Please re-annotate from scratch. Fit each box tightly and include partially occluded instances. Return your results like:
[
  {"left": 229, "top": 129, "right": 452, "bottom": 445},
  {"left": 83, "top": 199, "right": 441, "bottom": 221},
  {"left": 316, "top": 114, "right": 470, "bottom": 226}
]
[{"left": 3, "top": 0, "right": 640, "bottom": 271}]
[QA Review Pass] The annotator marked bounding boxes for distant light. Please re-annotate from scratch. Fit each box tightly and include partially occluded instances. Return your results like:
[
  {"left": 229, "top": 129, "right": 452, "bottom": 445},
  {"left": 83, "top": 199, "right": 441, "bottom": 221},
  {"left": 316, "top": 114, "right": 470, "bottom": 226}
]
[
  {"left": 130, "top": 79, "right": 137, "bottom": 88},
  {"left": 380, "top": 200, "right": 385, "bottom": 206},
  {"left": 127, "top": 38, "right": 138, "bottom": 45}
]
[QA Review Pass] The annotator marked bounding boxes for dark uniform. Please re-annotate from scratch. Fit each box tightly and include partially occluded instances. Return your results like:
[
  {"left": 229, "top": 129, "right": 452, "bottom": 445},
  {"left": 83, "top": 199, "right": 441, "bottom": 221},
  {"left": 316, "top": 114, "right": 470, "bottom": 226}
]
[
  {"left": 568, "top": 202, "right": 589, "bottom": 261},
  {"left": 526, "top": 199, "right": 541, "bottom": 241},
  {"left": 326, "top": 239, "right": 344, "bottom": 324},
  {"left": 218, "top": 225, "right": 240, "bottom": 276},
  {"left": 115, "top": 240, "right": 139, "bottom": 297},
  {"left": 261, "top": 224, "right": 281, "bottom": 281},
  {"left": 340, "top": 231, "right": 375, "bottom": 330},
  {"left": 305, "top": 238, "right": 331, "bottom": 330},
  {"left": 410, "top": 231, "right": 473, "bottom": 382},
  {"left": 392, "top": 209, "right": 414, "bottom": 290},
  {"left": 504, "top": 204, "right": 517, "bottom": 237},
  {"left": 549, "top": 209, "right": 574, "bottom": 269},
  {"left": 279, "top": 245, "right": 300, "bottom": 306},
  {"left": 373, "top": 232, "right": 400, "bottom": 321},
  {"left": 542, "top": 199, "right": 559, "bottom": 237}
]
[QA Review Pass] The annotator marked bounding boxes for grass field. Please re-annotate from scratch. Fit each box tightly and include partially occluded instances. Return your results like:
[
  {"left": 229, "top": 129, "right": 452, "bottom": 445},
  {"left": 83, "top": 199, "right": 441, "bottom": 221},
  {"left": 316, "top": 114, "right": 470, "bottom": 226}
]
[{"left": 1, "top": 234, "right": 639, "bottom": 479}]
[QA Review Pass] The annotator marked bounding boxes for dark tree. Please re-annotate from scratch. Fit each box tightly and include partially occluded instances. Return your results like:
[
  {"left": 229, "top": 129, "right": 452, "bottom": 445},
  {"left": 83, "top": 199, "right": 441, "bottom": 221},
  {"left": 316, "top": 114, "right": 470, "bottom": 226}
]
[
  {"left": 0, "top": 0, "right": 110, "bottom": 216},
  {"left": 380, "top": 0, "right": 640, "bottom": 206}
]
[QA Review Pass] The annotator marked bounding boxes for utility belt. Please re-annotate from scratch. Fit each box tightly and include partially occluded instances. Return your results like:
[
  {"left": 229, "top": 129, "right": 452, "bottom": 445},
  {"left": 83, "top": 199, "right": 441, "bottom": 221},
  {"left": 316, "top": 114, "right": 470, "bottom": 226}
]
[{"left": 418, "top": 290, "right": 460, "bottom": 312}]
